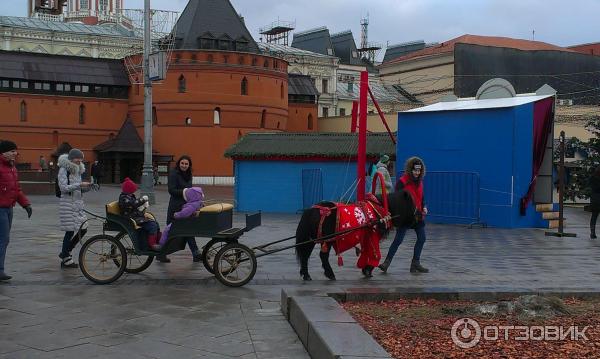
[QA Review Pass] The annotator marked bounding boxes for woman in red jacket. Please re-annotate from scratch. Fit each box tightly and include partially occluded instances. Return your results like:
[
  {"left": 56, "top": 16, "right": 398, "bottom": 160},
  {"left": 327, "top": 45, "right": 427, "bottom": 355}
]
[
  {"left": 379, "top": 156, "right": 429, "bottom": 273},
  {"left": 0, "top": 140, "right": 32, "bottom": 281}
]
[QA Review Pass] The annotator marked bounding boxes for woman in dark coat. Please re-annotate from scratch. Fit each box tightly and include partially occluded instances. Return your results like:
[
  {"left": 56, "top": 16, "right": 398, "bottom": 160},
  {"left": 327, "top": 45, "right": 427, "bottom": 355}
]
[
  {"left": 589, "top": 167, "right": 600, "bottom": 239},
  {"left": 156, "top": 155, "right": 201, "bottom": 262}
]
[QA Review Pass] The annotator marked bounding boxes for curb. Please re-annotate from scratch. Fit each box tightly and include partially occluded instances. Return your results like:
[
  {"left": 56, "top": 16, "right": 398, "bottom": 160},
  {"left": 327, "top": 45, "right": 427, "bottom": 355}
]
[
  {"left": 282, "top": 289, "right": 391, "bottom": 359},
  {"left": 282, "top": 288, "right": 600, "bottom": 359}
]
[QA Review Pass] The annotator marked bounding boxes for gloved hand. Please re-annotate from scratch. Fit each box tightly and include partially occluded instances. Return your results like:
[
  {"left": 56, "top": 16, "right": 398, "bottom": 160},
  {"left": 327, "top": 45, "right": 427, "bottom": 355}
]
[
  {"left": 141, "top": 195, "right": 149, "bottom": 202},
  {"left": 24, "top": 205, "right": 32, "bottom": 218}
]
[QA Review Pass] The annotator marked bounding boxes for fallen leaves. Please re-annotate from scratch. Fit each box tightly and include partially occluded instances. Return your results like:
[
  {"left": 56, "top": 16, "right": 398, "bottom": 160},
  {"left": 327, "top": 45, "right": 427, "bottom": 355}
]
[{"left": 341, "top": 297, "right": 600, "bottom": 358}]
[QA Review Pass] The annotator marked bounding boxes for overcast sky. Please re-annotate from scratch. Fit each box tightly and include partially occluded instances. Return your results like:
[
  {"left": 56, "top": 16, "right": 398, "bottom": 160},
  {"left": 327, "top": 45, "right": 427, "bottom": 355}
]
[{"left": 2, "top": 0, "right": 599, "bottom": 57}]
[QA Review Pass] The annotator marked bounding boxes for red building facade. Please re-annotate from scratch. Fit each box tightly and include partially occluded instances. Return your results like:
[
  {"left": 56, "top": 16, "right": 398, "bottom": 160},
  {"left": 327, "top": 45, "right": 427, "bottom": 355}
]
[{"left": 1, "top": 0, "right": 318, "bottom": 180}]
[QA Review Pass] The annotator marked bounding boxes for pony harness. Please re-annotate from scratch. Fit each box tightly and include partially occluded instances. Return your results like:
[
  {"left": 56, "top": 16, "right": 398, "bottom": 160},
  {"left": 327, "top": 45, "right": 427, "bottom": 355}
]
[{"left": 313, "top": 194, "right": 391, "bottom": 268}]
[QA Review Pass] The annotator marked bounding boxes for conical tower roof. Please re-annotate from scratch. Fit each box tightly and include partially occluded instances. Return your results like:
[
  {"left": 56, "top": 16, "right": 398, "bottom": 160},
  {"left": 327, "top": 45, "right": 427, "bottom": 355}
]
[{"left": 173, "top": 0, "right": 259, "bottom": 53}]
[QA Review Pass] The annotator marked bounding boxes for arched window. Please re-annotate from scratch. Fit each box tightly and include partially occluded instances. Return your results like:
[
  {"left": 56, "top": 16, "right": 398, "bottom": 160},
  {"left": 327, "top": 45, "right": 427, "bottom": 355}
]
[
  {"left": 308, "top": 113, "right": 313, "bottom": 130},
  {"left": 213, "top": 107, "right": 221, "bottom": 125},
  {"left": 152, "top": 106, "right": 158, "bottom": 125},
  {"left": 280, "top": 83, "right": 284, "bottom": 99},
  {"left": 79, "top": 104, "right": 85, "bottom": 124},
  {"left": 241, "top": 77, "right": 248, "bottom": 96},
  {"left": 260, "top": 110, "right": 266, "bottom": 128},
  {"left": 178, "top": 74, "right": 186, "bottom": 93},
  {"left": 20, "top": 100, "right": 27, "bottom": 122},
  {"left": 263, "top": 59, "right": 269, "bottom": 68}
]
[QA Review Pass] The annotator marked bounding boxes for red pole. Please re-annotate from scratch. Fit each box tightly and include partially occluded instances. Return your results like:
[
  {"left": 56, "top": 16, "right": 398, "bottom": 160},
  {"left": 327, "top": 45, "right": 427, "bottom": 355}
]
[
  {"left": 357, "top": 71, "right": 368, "bottom": 202},
  {"left": 350, "top": 101, "right": 358, "bottom": 133},
  {"left": 368, "top": 86, "right": 396, "bottom": 145}
]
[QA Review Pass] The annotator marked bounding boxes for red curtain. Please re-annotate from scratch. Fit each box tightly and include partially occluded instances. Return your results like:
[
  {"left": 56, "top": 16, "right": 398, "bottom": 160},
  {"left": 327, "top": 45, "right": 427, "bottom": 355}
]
[{"left": 520, "top": 97, "right": 555, "bottom": 215}]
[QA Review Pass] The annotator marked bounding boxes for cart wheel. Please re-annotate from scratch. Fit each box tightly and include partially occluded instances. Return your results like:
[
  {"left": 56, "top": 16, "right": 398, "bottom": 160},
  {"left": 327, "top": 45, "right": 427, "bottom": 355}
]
[
  {"left": 114, "top": 231, "right": 154, "bottom": 273},
  {"left": 201, "top": 238, "right": 229, "bottom": 274},
  {"left": 214, "top": 243, "right": 257, "bottom": 287},
  {"left": 79, "top": 235, "right": 127, "bottom": 284}
]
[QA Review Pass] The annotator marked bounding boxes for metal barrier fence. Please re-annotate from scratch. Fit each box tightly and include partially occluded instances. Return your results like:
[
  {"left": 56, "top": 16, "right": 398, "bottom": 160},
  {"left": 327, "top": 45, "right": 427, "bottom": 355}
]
[
  {"left": 302, "top": 169, "right": 323, "bottom": 210},
  {"left": 422, "top": 171, "right": 485, "bottom": 227},
  {"left": 192, "top": 176, "right": 235, "bottom": 186}
]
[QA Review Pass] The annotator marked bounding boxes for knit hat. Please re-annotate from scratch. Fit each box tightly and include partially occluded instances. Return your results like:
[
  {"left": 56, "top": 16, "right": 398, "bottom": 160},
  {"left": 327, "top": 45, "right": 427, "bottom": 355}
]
[
  {"left": 379, "top": 154, "right": 390, "bottom": 164},
  {"left": 0, "top": 140, "right": 17, "bottom": 154},
  {"left": 68, "top": 148, "right": 84, "bottom": 160},
  {"left": 121, "top": 177, "right": 138, "bottom": 194}
]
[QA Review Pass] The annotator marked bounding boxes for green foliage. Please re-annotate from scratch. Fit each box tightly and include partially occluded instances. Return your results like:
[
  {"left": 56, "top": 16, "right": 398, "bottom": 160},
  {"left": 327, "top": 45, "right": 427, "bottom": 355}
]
[{"left": 562, "top": 117, "right": 600, "bottom": 201}]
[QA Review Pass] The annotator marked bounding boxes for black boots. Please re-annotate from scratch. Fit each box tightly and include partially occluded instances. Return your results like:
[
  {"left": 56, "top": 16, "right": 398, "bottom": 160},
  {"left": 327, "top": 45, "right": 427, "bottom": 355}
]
[
  {"left": 378, "top": 259, "right": 429, "bottom": 273},
  {"left": 591, "top": 227, "right": 597, "bottom": 239},
  {"left": 362, "top": 265, "right": 374, "bottom": 277},
  {"left": 410, "top": 260, "right": 429, "bottom": 273},
  {"left": 156, "top": 255, "right": 171, "bottom": 263},
  {"left": 378, "top": 259, "right": 391, "bottom": 273}
]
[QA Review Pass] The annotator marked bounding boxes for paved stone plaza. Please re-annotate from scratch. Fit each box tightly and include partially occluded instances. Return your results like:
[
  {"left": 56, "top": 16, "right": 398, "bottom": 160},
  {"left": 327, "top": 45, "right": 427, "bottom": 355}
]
[{"left": 1, "top": 185, "right": 598, "bottom": 358}]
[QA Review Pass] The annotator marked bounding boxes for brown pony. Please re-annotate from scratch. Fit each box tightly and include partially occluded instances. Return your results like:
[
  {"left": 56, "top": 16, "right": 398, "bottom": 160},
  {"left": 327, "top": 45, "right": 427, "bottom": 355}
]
[{"left": 295, "top": 190, "right": 416, "bottom": 280}]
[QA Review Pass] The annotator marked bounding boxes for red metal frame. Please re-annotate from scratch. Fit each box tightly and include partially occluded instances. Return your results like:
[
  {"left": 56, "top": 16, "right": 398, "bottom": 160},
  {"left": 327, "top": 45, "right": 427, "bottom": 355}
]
[
  {"left": 370, "top": 172, "right": 389, "bottom": 212},
  {"left": 357, "top": 71, "right": 368, "bottom": 201},
  {"left": 368, "top": 87, "right": 396, "bottom": 145},
  {"left": 350, "top": 101, "right": 358, "bottom": 133}
]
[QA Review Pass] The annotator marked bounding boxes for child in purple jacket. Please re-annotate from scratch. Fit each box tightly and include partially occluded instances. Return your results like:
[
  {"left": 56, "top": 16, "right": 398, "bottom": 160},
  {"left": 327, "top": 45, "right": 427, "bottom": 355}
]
[{"left": 156, "top": 187, "right": 204, "bottom": 250}]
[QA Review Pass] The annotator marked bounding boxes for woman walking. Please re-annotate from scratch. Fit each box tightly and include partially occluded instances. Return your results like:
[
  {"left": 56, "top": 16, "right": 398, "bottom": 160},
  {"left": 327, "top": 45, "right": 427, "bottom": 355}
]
[
  {"left": 57, "top": 149, "right": 92, "bottom": 268},
  {"left": 379, "top": 156, "right": 429, "bottom": 273},
  {"left": 157, "top": 155, "right": 201, "bottom": 263},
  {"left": 589, "top": 167, "right": 600, "bottom": 239},
  {"left": 0, "top": 140, "right": 32, "bottom": 281}
]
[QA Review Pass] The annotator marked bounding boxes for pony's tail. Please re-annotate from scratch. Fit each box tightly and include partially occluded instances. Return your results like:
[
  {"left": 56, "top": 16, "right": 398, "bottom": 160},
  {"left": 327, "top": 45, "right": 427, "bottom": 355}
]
[{"left": 295, "top": 208, "right": 315, "bottom": 263}]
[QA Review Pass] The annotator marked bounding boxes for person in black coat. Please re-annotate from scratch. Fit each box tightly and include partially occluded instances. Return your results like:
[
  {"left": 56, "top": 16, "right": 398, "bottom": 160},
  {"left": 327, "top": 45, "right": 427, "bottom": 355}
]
[
  {"left": 589, "top": 166, "right": 600, "bottom": 239},
  {"left": 90, "top": 160, "right": 103, "bottom": 188},
  {"left": 156, "top": 155, "right": 201, "bottom": 262}
]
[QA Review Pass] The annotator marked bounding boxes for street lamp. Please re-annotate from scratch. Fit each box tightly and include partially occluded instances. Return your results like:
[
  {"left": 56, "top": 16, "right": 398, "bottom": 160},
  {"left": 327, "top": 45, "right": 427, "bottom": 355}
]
[{"left": 140, "top": 0, "right": 155, "bottom": 204}]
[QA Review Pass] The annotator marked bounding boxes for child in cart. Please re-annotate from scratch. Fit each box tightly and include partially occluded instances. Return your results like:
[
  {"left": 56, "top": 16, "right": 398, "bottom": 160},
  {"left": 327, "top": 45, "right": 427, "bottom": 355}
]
[
  {"left": 118, "top": 177, "right": 160, "bottom": 250},
  {"left": 156, "top": 187, "right": 204, "bottom": 250}
]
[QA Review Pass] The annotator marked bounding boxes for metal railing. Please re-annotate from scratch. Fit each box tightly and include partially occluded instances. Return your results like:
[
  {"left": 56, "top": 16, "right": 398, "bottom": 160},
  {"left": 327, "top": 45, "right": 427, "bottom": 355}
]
[
  {"left": 422, "top": 171, "right": 485, "bottom": 227},
  {"left": 302, "top": 169, "right": 323, "bottom": 210},
  {"left": 192, "top": 176, "right": 234, "bottom": 186}
]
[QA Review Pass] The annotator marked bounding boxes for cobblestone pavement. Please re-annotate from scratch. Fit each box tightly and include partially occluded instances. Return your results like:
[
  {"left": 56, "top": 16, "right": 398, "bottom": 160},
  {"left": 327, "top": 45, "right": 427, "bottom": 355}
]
[{"left": 1, "top": 185, "right": 598, "bottom": 358}]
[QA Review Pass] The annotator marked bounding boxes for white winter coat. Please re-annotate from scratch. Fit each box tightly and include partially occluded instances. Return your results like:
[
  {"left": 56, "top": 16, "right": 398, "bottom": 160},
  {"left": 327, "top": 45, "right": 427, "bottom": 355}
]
[
  {"left": 57, "top": 154, "right": 89, "bottom": 231},
  {"left": 374, "top": 162, "right": 393, "bottom": 195}
]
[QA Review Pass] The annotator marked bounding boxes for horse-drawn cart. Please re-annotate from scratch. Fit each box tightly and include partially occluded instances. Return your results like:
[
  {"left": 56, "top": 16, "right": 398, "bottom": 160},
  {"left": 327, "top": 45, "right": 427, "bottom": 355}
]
[
  {"left": 78, "top": 201, "right": 261, "bottom": 287},
  {"left": 78, "top": 173, "right": 410, "bottom": 287}
]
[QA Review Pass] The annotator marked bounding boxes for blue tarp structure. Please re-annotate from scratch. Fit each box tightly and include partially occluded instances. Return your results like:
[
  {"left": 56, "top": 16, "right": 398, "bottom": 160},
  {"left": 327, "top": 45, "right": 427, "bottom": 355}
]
[
  {"left": 234, "top": 161, "right": 361, "bottom": 213},
  {"left": 397, "top": 94, "right": 555, "bottom": 228},
  {"left": 226, "top": 133, "right": 396, "bottom": 213}
]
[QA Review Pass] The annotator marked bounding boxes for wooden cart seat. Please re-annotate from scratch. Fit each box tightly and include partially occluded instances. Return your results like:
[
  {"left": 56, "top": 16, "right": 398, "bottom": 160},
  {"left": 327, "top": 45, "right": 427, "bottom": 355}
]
[
  {"left": 196, "top": 203, "right": 233, "bottom": 215},
  {"left": 106, "top": 201, "right": 120, "bottom": 215},
  {"left": 105, "top": 201, "right": 155, "bottom": 230}
]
